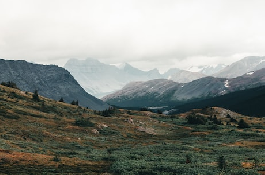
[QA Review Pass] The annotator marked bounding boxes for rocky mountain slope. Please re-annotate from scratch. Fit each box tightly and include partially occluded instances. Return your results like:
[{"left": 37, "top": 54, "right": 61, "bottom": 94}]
[
  {"left": 169, "top": 70, "right": 206, "bottom": 83},
  {"left": 0, "top": 59, "right": 108, "bottom": 110},
  {"left": 102, "top": 68, "right": 265, "bottom": 108},
  {"left": 214, "top": 56, "right": 265, "bottom": 78}
]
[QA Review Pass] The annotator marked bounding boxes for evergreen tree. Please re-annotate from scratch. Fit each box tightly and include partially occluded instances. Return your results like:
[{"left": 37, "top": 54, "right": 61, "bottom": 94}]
[
  {"left": 71, "top": 100, "right": 78, "bottom": 106},
  {"left": 218, "top": 156, "right": 226, "bottom": 170},
  {"left": 238, "top": 119, "right": 249, "bottom": 128},
  {"left": 1, "top": 81, "right": 19, "bottom": 89},
  {"left": 32, "top": 90, "right": 40, "bottom": 102},
  {"left": 58, "top": 97, "right": 64, "bottom": 102}
]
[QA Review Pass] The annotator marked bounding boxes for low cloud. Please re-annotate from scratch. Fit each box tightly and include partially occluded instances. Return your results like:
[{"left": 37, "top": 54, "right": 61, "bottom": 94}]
[{"left": 0, "top": 0, "right": 265, "bottom": 71}]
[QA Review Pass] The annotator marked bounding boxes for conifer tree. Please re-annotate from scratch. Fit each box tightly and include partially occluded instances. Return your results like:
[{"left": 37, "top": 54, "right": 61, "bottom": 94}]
[{"left": 32, "top": 90, "right": 40, "bottom": 102}]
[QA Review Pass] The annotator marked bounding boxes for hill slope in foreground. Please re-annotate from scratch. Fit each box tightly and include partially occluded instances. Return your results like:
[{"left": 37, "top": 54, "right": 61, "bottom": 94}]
[{"left": 0, "top": 85, "right": 264, "bottom": 174}]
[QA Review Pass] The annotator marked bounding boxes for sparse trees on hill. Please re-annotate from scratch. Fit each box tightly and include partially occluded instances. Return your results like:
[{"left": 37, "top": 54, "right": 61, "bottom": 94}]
[
  {"left": 58, "top": 97, "right": 64, "bottom": 102},
  {"left": 71, "top": 100, "right": 78, "bottom": 106},
  {"left": 238, "top": 119, "right": 249, "bottom": 128},
  {"left": 218, "top": 156, "right": 226, "bottom": 170},
  {"left": 1, "top": 81, "right": 19, "bottom": 90},
  {"left": 32, "top": 90, "right": 40, "bottom": 102},
  {"left": 97, "top": 107, "right": 117, "bottom": 117},
  {"left": 187, "top": 113, "right": 207, "bottom": 125}
]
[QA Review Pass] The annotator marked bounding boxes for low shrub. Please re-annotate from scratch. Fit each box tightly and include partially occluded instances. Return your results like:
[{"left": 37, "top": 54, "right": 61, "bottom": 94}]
[{"left": 74, "top": 117, "right": 95, "bottom": 127}]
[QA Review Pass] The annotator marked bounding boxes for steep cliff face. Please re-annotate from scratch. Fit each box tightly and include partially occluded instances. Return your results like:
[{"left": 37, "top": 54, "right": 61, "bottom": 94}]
[{"left": 0, "top": 59, "right": 108, "bottom": 110}]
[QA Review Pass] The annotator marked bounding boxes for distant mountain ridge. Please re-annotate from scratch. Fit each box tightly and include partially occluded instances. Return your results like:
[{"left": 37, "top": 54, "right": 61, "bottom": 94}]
[
  {"left": 64, "top": 58, "right": 164, "bottom": 98},
  {"left": 0, "top": 59, "right": 108, "bottom": 110},
  {"left": 64, "top": 58, "right": 209, "bottom": 97},
  {"left": 64, "top": 56, "right": 265, "bottom": 98},
  {"left": 214, "top": 56, "right": 265, "bottom": 78},
  {"left": 188, "top": 64, "right": 226, "bottom": 75},
  {"left": 102, "top": 68, "right": 265, "bottom": 108},
  {"left": 169, "top": 70, "right": 206, "bottom": 83}
]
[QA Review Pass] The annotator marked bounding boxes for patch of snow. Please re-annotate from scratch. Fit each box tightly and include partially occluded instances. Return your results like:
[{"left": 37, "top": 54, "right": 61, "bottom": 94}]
[
  {"left": 224, "top": 80, "right": 230, "bottom": 88},
  {"left": 148, "top": 106, "right": 168, "bottom": 110},
  {"left": 188, "top": 66, "right": 204, "bottom": 72},
  {"left": 259, "top": 59, "right": 265, "bottom": 64},
  {"left": 246, "top": 71, "right": 254, "bottom": 75},
  {"left": 220, "top": 90, "right": 226, "bottom": 95}
]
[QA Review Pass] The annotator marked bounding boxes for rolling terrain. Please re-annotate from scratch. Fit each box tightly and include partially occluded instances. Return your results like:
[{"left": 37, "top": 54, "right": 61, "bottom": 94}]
[{"left": 0, "top": 84, "right": 264, "bottom": 174}]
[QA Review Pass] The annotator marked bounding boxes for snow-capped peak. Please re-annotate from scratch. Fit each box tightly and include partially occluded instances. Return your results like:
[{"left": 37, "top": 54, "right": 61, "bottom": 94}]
[
  {"left": 224, "top": 80, "right": 230, "bottom": 88},
  {"left": 187, "top": 66, "right": 204, "bottom": 72},
  {"left": 187, "top": 64, "right": 226, "bottom": 75}
]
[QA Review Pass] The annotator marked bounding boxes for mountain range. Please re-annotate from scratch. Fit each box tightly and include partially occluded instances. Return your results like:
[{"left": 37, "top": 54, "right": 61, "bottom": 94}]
[
  {"left": 64, "top": 58, "right": 167, "bottom": 98},
  {"left": 64, "top": 58, "right": 220, "bottom": 98},
  {"left": 0, "top": 59, "right": 108, "bottom": 110},
  {"left": 65, "top": 56, "right": 265, "bottom": 98},
  {"left": 214, "top": 56, "right": 265, "bottom": 78},
  {"left": 102, "top": 68, "right": 265, "bottom": 109}
]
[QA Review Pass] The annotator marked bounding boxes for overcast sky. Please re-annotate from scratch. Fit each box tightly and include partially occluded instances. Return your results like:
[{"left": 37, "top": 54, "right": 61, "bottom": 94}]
[{"left": 0, "top": 0, "right": 265, "bottom": 72}]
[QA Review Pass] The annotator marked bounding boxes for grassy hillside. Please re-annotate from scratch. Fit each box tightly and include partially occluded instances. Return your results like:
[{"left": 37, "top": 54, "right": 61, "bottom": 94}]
[{"left": 0, "top": 85, "right": 264, "bottom": 174}]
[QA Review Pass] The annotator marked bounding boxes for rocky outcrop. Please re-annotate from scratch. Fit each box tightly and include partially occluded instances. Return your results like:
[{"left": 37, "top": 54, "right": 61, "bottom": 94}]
[{"left": 0, "top": 59, "right": 108, "bottom": 110}]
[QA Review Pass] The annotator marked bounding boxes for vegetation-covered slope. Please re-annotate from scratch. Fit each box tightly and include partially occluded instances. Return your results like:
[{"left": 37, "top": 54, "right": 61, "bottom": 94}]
[
  {"left": 173, "top": 85, "right": 265, "bottom": 117},
  {"left": 0, "top": 85, "right": 264, "bottom": 174}
]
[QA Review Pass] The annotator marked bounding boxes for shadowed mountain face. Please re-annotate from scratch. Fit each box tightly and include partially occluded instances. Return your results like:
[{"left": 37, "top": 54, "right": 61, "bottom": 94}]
[
  {"left": 102, "top": 68, "right": 265, "bottom": 108},
  {"left": 0, "top": 59, "right": 108, "bottom": 110},
  {"left": 172, "top": 85, "right": 265, "bottom": 117}
]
